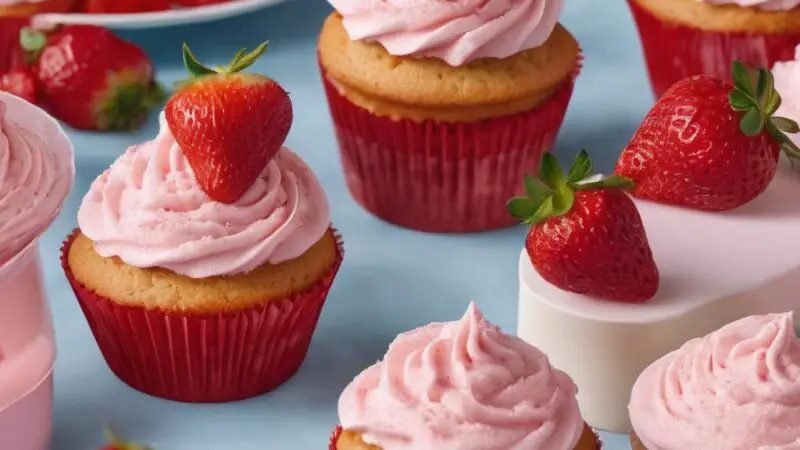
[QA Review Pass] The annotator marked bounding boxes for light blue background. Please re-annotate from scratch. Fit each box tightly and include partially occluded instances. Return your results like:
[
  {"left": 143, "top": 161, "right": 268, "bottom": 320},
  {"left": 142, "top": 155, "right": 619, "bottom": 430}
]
[{"left": 41, "top": 0, "right": 653, "bottom": 448}]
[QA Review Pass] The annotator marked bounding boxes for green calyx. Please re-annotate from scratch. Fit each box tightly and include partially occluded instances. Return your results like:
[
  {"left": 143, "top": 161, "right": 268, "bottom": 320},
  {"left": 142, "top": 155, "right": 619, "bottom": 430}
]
[
  {"left": 182, "top": 41, "right": 269, "bottom": 79},
  {"left": 104, "top": 427, "right": 150, "bottom": 450},
  {"left": 507, "top": 150, "right": 635, "bottom": 225},
  {"left": 729, "top": 60, "right": 800, "bottom": 159},
  {"left": 97, "top": 80, "right": 166, "bottom": 131},
  {"left": 19, "top": 27, "right": 47, "bottom": 64}
]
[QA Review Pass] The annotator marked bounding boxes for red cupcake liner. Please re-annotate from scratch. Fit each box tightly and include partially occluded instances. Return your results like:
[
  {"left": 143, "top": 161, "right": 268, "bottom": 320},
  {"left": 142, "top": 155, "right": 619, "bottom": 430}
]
[
  {"left": 0, "top": 18, "right": 29, "bottom": 74},
  {"left": 60, "top": 228, "right": 344, "bottom": 403},
  {"left": 627, "top": 0, "right": 800, "bottom": 98},
  {"left": 320, "top": 57, "right": 581, "bottom": 233},
  {"left": 327, "top": 424, "right": 602, "bottom": 449}
]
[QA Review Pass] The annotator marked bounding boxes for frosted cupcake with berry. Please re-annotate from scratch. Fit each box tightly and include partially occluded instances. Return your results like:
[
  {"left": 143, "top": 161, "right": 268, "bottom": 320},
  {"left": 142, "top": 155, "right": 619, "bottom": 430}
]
[
  {"left": 0, "top": 92, "right": 74, "bottom": 450},
  {"left": 329, "top": 303, "right": 602, "bottom": 450},
  {"left": 318, "top": 0, "right": 581, "bottom": 232},
  {"left": 629, "top": 312, "right": 800, "bottom": 449},
  {"left": 61, "top": 43, "right": 344, "bottom": 403}
]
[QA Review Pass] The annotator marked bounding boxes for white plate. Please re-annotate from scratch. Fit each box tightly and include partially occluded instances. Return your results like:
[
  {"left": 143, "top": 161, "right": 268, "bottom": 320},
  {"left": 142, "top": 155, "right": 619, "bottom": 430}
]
[{"left": 34, "top": 0, "right": 289, "bottom": 30}]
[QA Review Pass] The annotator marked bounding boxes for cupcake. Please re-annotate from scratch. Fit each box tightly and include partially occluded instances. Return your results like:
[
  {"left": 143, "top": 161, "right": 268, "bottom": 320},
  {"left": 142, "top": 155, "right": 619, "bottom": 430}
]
[
  {"left": 318, "top": 0, "right": 581, "bottom": 232},
  {"left": 628, "top": 313, "right": 800, "bottom": 449},
  {"left": 774, "top": 45, "right": 800, "bottom": 149},
  {"left": 628, "top": 0, "right": 800, "bottom": 98},
  {"left": 0, "top": 0, "right": 72, "bottom": 17},
  {"left": 0, "top": 92, "right": 73, "bottom": 450},
  {"left": 61, "top": 45, "right": 344, "bottom": 403},
  {"left": 329, "top": 303, "right": 602, "bottom": 450}
]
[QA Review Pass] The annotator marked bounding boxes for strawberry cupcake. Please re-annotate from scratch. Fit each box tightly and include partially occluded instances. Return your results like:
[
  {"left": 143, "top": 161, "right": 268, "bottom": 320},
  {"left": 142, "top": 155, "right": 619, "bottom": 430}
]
[
  {"left": 0, "top": 92, "right": 73, "bottom": 450},
  {"left": 628, "top": 313, "right": 800, "bottom": 449},
  {"left": 628, "top": 0, "right": 800, "bottom": 98},
  {"left": 329, "top": 303, "right": 602, "bottom": 450},
  {"left": 318, "top": 0, "right": 581, "bottom": 232},
  {"left": 61, "top": 45, "right": 344, "bottom": 403}
]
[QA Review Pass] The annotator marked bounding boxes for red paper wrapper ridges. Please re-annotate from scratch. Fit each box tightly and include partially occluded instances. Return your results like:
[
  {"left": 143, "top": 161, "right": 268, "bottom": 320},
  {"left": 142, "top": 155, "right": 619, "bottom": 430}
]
[
  {"left": 321, "top": 60, "right": 580, "bottom": 233},
  {"left": 61, "top": 228, "right": 344, "bottom": 403},
  {"left": 0, "top": 18, "right": 28, "bottom": 74},
  {"left": 627, "top": 0, "right": 800, "bottom": 98}
]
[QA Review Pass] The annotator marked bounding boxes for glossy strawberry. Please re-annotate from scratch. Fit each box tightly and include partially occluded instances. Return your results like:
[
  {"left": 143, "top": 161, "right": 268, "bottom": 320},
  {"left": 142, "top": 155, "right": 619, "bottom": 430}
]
[
  {"left": 0, "top": 67, "right": 37, "bottom": 104},
  {"left": 22, "top": 25, "right": 164, "bottom": 131},
  {"left": 509, "top": 150, "right": 659, "bottom": 303},
  {"left": 165, "top": 42, "right": 292, "bottom": 204},
  {"left": 616, "top": 62, "right": 800, "bottom": 211},
  {"left": 82, "top": 0, "right": 170, "bottom": 13},
  {"left": 101, "top": 428, "right": 149, "bottom": 450}
]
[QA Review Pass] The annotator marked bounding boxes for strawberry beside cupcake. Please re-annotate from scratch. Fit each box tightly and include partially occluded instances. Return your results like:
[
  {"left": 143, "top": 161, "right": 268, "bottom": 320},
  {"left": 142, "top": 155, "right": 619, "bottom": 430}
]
[
  {"left": 330, "top": 303, "right": 602, "bottom": 450},
  {"left": 62, "top": 43, "right": 344, "bottom": 403},
  {"left": 628, "top": 312, "right": 800, "bottom": 449},
  {"left": 628, "top": 0, "right": 800, "bottom": 98},
  {"left": 319, "top": 0, "right": 581, "bottom": 232}
]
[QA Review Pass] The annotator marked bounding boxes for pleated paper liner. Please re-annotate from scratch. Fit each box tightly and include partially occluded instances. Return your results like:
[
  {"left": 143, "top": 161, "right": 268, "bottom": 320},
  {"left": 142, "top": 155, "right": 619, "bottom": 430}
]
[
  {"left": 627, "top": 0, "right": 800, "bottom": 98},
  {"left": 320, "top": 56, "right": 581, "bottom": 233},
  {"left": 328, "top": 423, "right": 603, "bottom": 449},
  {"left": 61, "top": 228, "right": 344, "bottom": 403},
  {"left": 0, "top": 17, "right": 28, "bottom": 74}
]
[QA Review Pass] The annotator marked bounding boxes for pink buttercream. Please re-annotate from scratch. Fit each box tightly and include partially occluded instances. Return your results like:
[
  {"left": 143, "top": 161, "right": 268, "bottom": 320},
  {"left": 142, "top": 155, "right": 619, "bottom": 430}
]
[
  {"left": 77, "top": 113, "right": 330, "bottom": 279},
  {"left": 0, "top": 96, "right": 72, "bottom": 265},
  {"left": 774, "top": 46, "right": 800, "bottom": 148},
  {"left": 629, "top": 313, "right": 800, "bottom": 450},
  {"left": 696, "top": 0, "right": 800, "bottom": 10},
  {"left": 328, "top": 0, "right": 564, "bottom": 66},
  {"left": 338, "top": 302, "right": 584, "bottom": 450}
]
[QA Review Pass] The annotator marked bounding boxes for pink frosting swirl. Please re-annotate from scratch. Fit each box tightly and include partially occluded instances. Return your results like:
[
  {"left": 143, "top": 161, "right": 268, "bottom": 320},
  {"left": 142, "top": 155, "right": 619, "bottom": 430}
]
[
  {"left": 328, "top": 0, "right": 564, "bottom": 66},
  {"left": 338, "top": 302, "right": 584, "bottom": 450},
  {"left": 629, "top": 313, "right": 800, "bottom": 450},
  {"left": 77, "top": 114, "right": 330, "bottom": 279},
  {"left": 774, "top": 46, "right": 800, "bottom": 148},
  {"left": 0, "top": 98, "right": 72, "bottom": 265},
  {"left": 696, "top": 0, "right": 800, "bottom": 10}
]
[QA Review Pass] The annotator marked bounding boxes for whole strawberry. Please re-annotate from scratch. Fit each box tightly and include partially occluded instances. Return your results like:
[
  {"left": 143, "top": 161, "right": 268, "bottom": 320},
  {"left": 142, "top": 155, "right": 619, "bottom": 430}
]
[
  {"left": 165, "top": 42, "right": 292, "bottom": 204},
  {"left": 21, "top": 25, "right": 164, "bottom": 131},
  {"left": 616, "top": 61, "right": 800, "bottom": 211},
  {"left": 0, "top": 67, "right": 37, "bottom": 104},
  {"left": 101, "top": 427, "right": 149, "bottom": 450},
  {"left": 509, "top": 150, "right": 659, "bottom": 303}
]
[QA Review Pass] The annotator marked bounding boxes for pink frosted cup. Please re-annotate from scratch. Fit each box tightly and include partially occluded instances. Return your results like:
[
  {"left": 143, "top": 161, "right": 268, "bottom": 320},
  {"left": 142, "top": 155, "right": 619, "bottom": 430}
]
[{"left": 0, "top": 92, "right": 74, "bottom": 450}]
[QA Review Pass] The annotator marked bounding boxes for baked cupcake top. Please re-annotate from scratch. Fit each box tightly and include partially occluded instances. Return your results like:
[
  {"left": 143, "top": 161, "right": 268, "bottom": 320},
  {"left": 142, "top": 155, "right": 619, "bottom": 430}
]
[
  {"left": 77, "top": 113, "right": 330, "bottom": 279},
  {"left": 327, "top": 0, "right": 564, "bottom": 66},
  {"left": 697, "top": 0, "right": 800, "bottom": 11},
  {"left": 0, "top": 93, "right": 73, "bottom": 265},
  {"left": 338, "top": 302, "right": 584, "bottom": 450},
  {"left": 774, "top": 46, "right": 800, "bottom": 148},
  {"left": 629, "top": 313, "right": 800, "bottom": 450}
]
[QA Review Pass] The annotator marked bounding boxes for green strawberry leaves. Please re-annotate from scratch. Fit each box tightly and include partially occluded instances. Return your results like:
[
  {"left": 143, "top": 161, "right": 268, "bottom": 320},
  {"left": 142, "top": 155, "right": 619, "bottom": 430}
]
[
  {"left": 729, "top": 61, "right": 800, "bottom": 159},
  {"left": 507, "top": 150, "right": 636, "bottom": 225},
  {"left": 181, "top": 41, "right": 269, "bottom": 82}
]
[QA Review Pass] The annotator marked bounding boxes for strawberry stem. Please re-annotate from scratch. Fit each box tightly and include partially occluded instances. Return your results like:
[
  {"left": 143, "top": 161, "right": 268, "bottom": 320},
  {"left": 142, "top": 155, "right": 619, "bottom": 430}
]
[
  {"left": 19, "top": 27, "right": 46, "bottom": 65},
  {"left": 181, "top": 41, "right": 269, "bottom": 79},
  {"left": 507, "top": 150, "right": 636, "bottom": 225},
  {"left": 104, "top": 426, "right": 151, "bottom": 450},
  {"left": 729, "top": 60, "right": 800, "bottom": 159}
]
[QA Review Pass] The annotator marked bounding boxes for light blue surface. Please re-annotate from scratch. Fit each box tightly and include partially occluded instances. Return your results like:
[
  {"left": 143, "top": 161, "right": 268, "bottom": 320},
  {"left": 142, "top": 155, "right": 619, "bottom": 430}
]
[{"left": 43, "top": 0, "right": 654, "bottom": 448}]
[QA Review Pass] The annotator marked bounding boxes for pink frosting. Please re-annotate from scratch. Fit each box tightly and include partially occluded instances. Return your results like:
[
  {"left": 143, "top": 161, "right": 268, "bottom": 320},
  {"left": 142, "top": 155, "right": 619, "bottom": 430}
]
[
  {"left": 696, "top": 0, "right": 800, "bottom": 10},
  {"left": 338, "top": 302, "right": 584, "bottom": 450},
  {"left": 774, "top": 46, "right": 800, "bottom": 148},
  {"left": 328, "top": 0, "right": 564, "bottom": 66},
  {"left": 629, "top": 313, "right": 800, "bottom": 450},
  {"left": 77, "top": 113, "right": 330, "bottom": 279},
  {"left": 0, "top": 98, "right": 72, "bottom": 265}
]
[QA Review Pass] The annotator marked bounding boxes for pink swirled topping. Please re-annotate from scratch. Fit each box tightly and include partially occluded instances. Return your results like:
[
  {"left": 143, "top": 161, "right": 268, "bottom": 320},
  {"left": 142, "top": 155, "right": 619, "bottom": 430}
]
[
  {"left": 0, "top": 97, "right": 72, "bottom": 265},
  {"left": 696, "top": 0, "right": 800, "bottom": 10},
  {"left": 338, "top": 302, "right": 584, "bottom": 450},
  {"left": 328, "top": 0, "right": 564, "bottom": 66},
  {"left": 77, "top": 114, "right": 330, "bottom": 279},
  {"left": 629, "top": 313, "right": 800, "bottom": 450},
  {"left": 774, "top": 46, "right": 800, "bottom": 148}
]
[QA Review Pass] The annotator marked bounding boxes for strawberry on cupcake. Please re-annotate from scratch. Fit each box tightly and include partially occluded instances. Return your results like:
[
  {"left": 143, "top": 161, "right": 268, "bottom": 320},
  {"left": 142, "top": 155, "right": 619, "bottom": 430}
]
[{"left": 61, "top": 43, "right": 344, "bottom": 403}]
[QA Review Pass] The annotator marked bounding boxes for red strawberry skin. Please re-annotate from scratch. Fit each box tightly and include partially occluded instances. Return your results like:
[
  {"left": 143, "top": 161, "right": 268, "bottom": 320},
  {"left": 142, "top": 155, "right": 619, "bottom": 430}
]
[
  {"left": 0, "top": 18, "right": 29, "bottom": 74},
  {"left": 616, "top": 75, "right": 779, "bottom": 211},
  {"left": 526, "top": 189, "right": 659, "bottom": 303},
  {"left": 33, "top": 25, "right": 163, "bottom": 131},
  {"left": 82, "top": 0, "right": 170, "bottom": 13},
  {"left": 165, "top": 74, "right": 292, "bottom": 203},
  {"left": 0, "top": 67, "right": 37, "bottom": 104}
]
